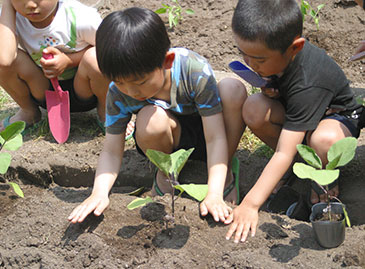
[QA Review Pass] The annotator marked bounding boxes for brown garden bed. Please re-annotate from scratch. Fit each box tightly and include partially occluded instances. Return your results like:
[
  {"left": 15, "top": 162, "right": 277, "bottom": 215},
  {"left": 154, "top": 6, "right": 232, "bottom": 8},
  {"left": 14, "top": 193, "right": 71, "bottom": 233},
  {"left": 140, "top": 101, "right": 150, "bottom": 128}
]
[{"left": 0, "top": 0, "right": 365, "bottom": 267}]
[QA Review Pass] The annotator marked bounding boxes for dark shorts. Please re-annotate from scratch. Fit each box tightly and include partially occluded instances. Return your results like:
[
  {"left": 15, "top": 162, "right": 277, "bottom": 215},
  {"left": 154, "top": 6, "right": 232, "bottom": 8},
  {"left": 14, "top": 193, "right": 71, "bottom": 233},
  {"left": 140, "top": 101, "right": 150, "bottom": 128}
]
[
  {"left": 135, "top": 113, "right": 207, "bottom": 162},
  {"left": 31, "top": 78, "right": 97, "bottom": 112},
  {"left": 324, "top": 109, "right": 362, "bottom": 138}
]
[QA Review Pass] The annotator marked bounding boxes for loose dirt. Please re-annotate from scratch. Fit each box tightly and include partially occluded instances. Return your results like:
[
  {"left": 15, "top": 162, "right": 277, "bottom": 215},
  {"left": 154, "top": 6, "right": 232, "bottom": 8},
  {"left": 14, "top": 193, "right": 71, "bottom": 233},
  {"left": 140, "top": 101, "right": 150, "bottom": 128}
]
[{"left": 0, "top": 0, "right": 364, "bottom": 268}]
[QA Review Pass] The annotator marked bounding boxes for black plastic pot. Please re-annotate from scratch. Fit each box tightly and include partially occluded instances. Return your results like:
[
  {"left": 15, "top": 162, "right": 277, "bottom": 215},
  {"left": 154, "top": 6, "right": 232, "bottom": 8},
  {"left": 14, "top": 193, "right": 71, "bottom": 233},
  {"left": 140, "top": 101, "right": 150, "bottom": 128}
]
[{"left": 309, "top": 202, "right": 346, "bottom": 248}]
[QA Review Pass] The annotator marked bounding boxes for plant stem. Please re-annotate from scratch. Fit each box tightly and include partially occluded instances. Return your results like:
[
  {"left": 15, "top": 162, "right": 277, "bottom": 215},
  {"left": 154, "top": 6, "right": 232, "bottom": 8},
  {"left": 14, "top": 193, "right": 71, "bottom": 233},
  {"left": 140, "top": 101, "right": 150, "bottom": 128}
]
[
  {"left": 326, "top": 185, "right": 331, "bottom": 221},
  {"left": 168, "top": 173, "right": 176, "bottom": 222}
]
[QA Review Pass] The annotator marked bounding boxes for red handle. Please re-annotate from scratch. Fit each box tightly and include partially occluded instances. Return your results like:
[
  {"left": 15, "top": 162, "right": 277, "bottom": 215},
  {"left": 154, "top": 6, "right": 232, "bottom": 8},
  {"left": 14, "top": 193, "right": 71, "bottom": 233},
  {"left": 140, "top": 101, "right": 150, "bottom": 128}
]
[{"left": 42, "top": 51, "right": 62, "bottom": 94}]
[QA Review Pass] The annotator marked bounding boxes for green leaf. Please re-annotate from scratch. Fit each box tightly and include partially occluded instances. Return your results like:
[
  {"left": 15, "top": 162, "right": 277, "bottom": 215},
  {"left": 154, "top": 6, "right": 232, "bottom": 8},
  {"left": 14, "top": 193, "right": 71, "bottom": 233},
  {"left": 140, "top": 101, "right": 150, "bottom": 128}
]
[
  {"left": 172, "top": 16, "right": 179, "bottom": 27},
  {"left": 3, "top": 134, "right": 23, "bottom": 151},
  {"left": 302, "top": 1, "right": 310, "bottom": 9},
  {"left": 317, "top": 4, "right": 325, "bottom": 11},
  {"left": 170, "top": 148, "right": 194, "bottom": 177},
  {"left": 293, "top": 163, "right": 339, "bottom": 186},
  {"left": 296, "top": 144, "right": 322, "bottom": 169},
  {"left": 0, "top": 152, "right": 12, "bottom": 174},
  {"left": 168, "top": 14, "right": 174, "bottom": 28},
  {"left": 327, "top": 137, "right": 357, "bottom": 168},
  {"left": 146, "top": 149, "right": 171, "bottom": 177},
  {"left": 301, "top": 5, "right": 307, "bottom": 16},
  {"left": 342, "top": 205, "right": 351, "bottom": 227},
  {"left": 310, "top": 9, "right": 316, "bottom": 18},
  {"left": 185, "top": 9, "right": 194, "bottom": 15},
  {"left": 127, "top": 197, "right": 153, "bottom": 210},
  {"left": 155, "top": 7, "right": 167, "bottom": 14},
  {"left": 146, "top": 148, "right": 194, "bottom": 179},
  {"left": 8, "top": 182, "right": 24, "bottom": 198},
  {"left": 174, "top": 184, "right": 208, "bottom": 201},
  {"left": 126, "top": 187, "right": 145, "bottom": 196},
  {"left": 0, "top": 121, "right": 26, "bottom": 142},
  {"left": 326, "top": 153, "right": 341, "bottom": 170},
  {"left": 314, "top": 18, "right": 320, "bottom": 29}
]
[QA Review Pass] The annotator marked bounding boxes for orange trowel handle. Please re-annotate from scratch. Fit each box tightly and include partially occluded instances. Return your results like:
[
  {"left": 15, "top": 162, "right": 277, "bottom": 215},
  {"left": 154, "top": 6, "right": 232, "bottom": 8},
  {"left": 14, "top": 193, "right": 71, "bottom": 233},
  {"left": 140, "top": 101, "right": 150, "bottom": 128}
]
[{"left": 42, "top": 52, "right": 63, "bottom": 96}]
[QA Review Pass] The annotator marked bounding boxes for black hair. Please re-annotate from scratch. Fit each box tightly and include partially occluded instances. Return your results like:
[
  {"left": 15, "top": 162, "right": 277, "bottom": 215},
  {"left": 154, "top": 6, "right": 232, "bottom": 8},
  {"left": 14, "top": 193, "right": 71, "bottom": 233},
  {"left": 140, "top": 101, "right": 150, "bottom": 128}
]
[
  {"left": 232, "top": 0, "right": 303, "bottom": 53},
  {"left": 96, "top": 7, "right": 171, "bottom": 81}
]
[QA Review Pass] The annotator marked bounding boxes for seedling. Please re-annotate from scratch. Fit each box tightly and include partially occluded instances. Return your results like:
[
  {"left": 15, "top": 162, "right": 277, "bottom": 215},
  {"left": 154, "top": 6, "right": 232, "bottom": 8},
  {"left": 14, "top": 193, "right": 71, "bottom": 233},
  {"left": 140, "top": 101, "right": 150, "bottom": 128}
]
[
  {"left": 293, "top": 137, "right": 357, "bottom": 226},
  {"left": 0, "top": 121, "right": 26, "bottom": 197},
  {"left": 127, "top": 148, "right": 208, "bottom": 227},
  {"left": 300, "top": 0, "right": 325, "bottom": 30},
  {"left": 155, "top": 0, "right": 194, "bottom": 28}
]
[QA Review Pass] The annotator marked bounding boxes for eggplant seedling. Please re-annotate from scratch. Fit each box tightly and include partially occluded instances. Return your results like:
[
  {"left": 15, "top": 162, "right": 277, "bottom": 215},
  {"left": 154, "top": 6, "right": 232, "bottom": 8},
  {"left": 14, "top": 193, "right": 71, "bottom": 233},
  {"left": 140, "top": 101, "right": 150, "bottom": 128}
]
[
  {"left": 155, "top": 0, "right": 194, "bottom": 28},
  {"left": 0, "top": 121, "right": 26, "bottom": 197},
  {"left": 127, "top": 148, "right": 208, "bottom": 227},
  {"left": 300, "top": 0, "right": 325, "bottom": 30},
  {"left": 293, "top": 137, "right": 357, "bottom": 226}
]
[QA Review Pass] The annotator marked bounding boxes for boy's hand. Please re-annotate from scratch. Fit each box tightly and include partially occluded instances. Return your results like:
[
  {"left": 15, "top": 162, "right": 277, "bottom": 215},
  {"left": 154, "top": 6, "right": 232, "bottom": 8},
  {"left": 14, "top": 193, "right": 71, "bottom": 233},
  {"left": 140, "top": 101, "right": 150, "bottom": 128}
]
[
  {"left": 261, "top": 87, "right": 279, "bottom": 98},
  {"left": 68, "top": 193, "right": 110, "bottom": 223},
  {"left": 200, "top": 193, "right": 232, "bottom": 222},
  {"left": 40, "top": 47, "right": 72, "bottom": 78},
  {"left": 224, "top": 203, "right": 258, "bottom": 243}
]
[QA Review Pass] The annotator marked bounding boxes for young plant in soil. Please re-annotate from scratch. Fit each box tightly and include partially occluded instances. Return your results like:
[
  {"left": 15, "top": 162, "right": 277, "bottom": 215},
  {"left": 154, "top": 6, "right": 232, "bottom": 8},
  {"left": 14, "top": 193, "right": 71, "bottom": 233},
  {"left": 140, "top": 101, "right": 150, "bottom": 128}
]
[
  {"left": 0, "top": 121, "right": 26, "bottom": 198},
  {"left": 300, "top": 0, "right": 325, "bottom": 30},
  {"left": 155, "top": 0, "right": 194, "bottom": 28},
  {"left": 127, "top": 148, "right": 208, "bottom": 227},
  {"left": 293, "top": 137, "right": 357, "bottom": 225}
]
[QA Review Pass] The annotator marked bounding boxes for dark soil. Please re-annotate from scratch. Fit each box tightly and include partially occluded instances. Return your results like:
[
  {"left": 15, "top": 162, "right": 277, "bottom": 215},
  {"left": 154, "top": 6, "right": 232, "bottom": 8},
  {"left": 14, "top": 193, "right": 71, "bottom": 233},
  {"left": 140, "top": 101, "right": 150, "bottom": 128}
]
[{"left": 1, "top": 0, "right": 365, "bottom": 268}]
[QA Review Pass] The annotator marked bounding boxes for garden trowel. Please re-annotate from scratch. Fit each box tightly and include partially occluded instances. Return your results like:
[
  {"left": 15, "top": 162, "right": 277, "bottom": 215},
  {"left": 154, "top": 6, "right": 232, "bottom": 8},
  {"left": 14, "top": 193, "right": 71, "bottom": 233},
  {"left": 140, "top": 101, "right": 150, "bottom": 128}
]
[
  {"left": 43, "top": 52, "right": 70, "bottom": 144},
  {"left": 229, "top": 60, "right": 270, "bottom": 88}
]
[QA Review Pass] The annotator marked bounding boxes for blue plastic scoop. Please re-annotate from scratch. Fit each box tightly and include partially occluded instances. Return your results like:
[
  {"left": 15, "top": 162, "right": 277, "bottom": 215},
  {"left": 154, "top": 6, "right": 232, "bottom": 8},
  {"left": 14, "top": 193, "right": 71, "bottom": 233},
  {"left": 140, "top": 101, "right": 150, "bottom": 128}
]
[{"left": 229, "top": 61, "right": 269, "bottom": 88}]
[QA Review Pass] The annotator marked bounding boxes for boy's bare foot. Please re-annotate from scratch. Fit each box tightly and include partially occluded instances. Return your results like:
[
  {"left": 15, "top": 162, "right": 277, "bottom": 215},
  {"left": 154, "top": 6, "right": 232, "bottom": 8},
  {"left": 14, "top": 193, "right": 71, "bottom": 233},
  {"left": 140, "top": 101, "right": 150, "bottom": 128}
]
[
  {"left": 310, "top": 184, "right": 339, "bottom": 204},
  {"left": 0, "top": 108, "right": 41, "bottom": 131},
  {"left": 151, "top": 169, "right": 174, "bottom": 196}
]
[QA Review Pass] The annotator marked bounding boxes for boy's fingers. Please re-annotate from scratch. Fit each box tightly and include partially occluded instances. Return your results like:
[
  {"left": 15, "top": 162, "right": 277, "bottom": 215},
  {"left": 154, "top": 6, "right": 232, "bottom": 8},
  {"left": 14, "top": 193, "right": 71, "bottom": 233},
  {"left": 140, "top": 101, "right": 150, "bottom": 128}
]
[
  {"left": 251, "top": 224, "right": 257, "bottom": 238},
  {"left": 225, "top": 221, "right": 237, "bottom": 240},
  {"left": 233, "top": 224, "right": 244, "bottom": 243},
  {"left": 224, "top": 212, "right": 234, "bottom": 225},
  {"left": 240, "top": 225, "right": 250, "bottom": 242},
  {"left": 67, "top": 207, "right": 79, "bottom": 221},
  {"left": 199, "top": 203, "right": 208, "bottom": 216},
  {"left": 44, "top": 46, "right": 60, "bottom": 55},
  {"left": 74, "top": 204, "right": 90, "bottom": 222},
  {"left": 218, "top": 209, "right": 226, "bottom": 222},
  {"left": 94, "top": 200, "right": 109, "bottom": 216},
  {"left": 68, "top": 207, "right": 84, "bottom": 223},
  {"left": 78, "top": 202, "right": 101, "bottom": 222},
  {"left": 223, "top": 206, "right": 231, "bottom": 218},
  {"left": 212, "top": 209, "right": 219, "bottom": 222}
]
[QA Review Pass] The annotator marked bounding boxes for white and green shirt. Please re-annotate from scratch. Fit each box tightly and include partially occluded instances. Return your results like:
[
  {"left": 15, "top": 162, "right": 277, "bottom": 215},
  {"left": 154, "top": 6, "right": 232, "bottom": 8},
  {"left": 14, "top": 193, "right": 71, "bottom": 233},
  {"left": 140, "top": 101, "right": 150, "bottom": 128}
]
[{"left": 15, "top": 0, "right": 101, "bottom": 80}]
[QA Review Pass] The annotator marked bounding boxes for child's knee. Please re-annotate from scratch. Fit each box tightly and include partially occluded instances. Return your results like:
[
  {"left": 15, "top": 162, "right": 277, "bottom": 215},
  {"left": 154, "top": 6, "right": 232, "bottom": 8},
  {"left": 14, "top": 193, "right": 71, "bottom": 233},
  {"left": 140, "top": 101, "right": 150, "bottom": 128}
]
[
  {"left": 309, "top": 131, "right": 341, "bottom": 152},
  {"left": 78, "top": 47, "right": 103, "bottom": 79},
  {"left": 242, "top": 94, "right": 267, "bottom": 129},
  {"left": 219, "top": 77, "right": 248, "bottom": 107},
  {"left": 136, "top": 106, "right": 172, "bottom": 138}
]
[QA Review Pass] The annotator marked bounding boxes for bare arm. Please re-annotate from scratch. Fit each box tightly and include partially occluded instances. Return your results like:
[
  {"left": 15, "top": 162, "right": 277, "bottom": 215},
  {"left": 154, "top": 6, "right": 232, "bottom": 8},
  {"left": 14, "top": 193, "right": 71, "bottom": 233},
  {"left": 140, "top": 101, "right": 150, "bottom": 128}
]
[
  {"left": 68, "top": 132, "right": 125, "bottom": 223},
  {"left": 0, "top": 0, "right": 18, "bottom": 66},
  {"left": 200, "top": 112, "right": 232, "bottom": 222},
  {"left": 225, "top": 128, "right": 305, "bottom": 242}
]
